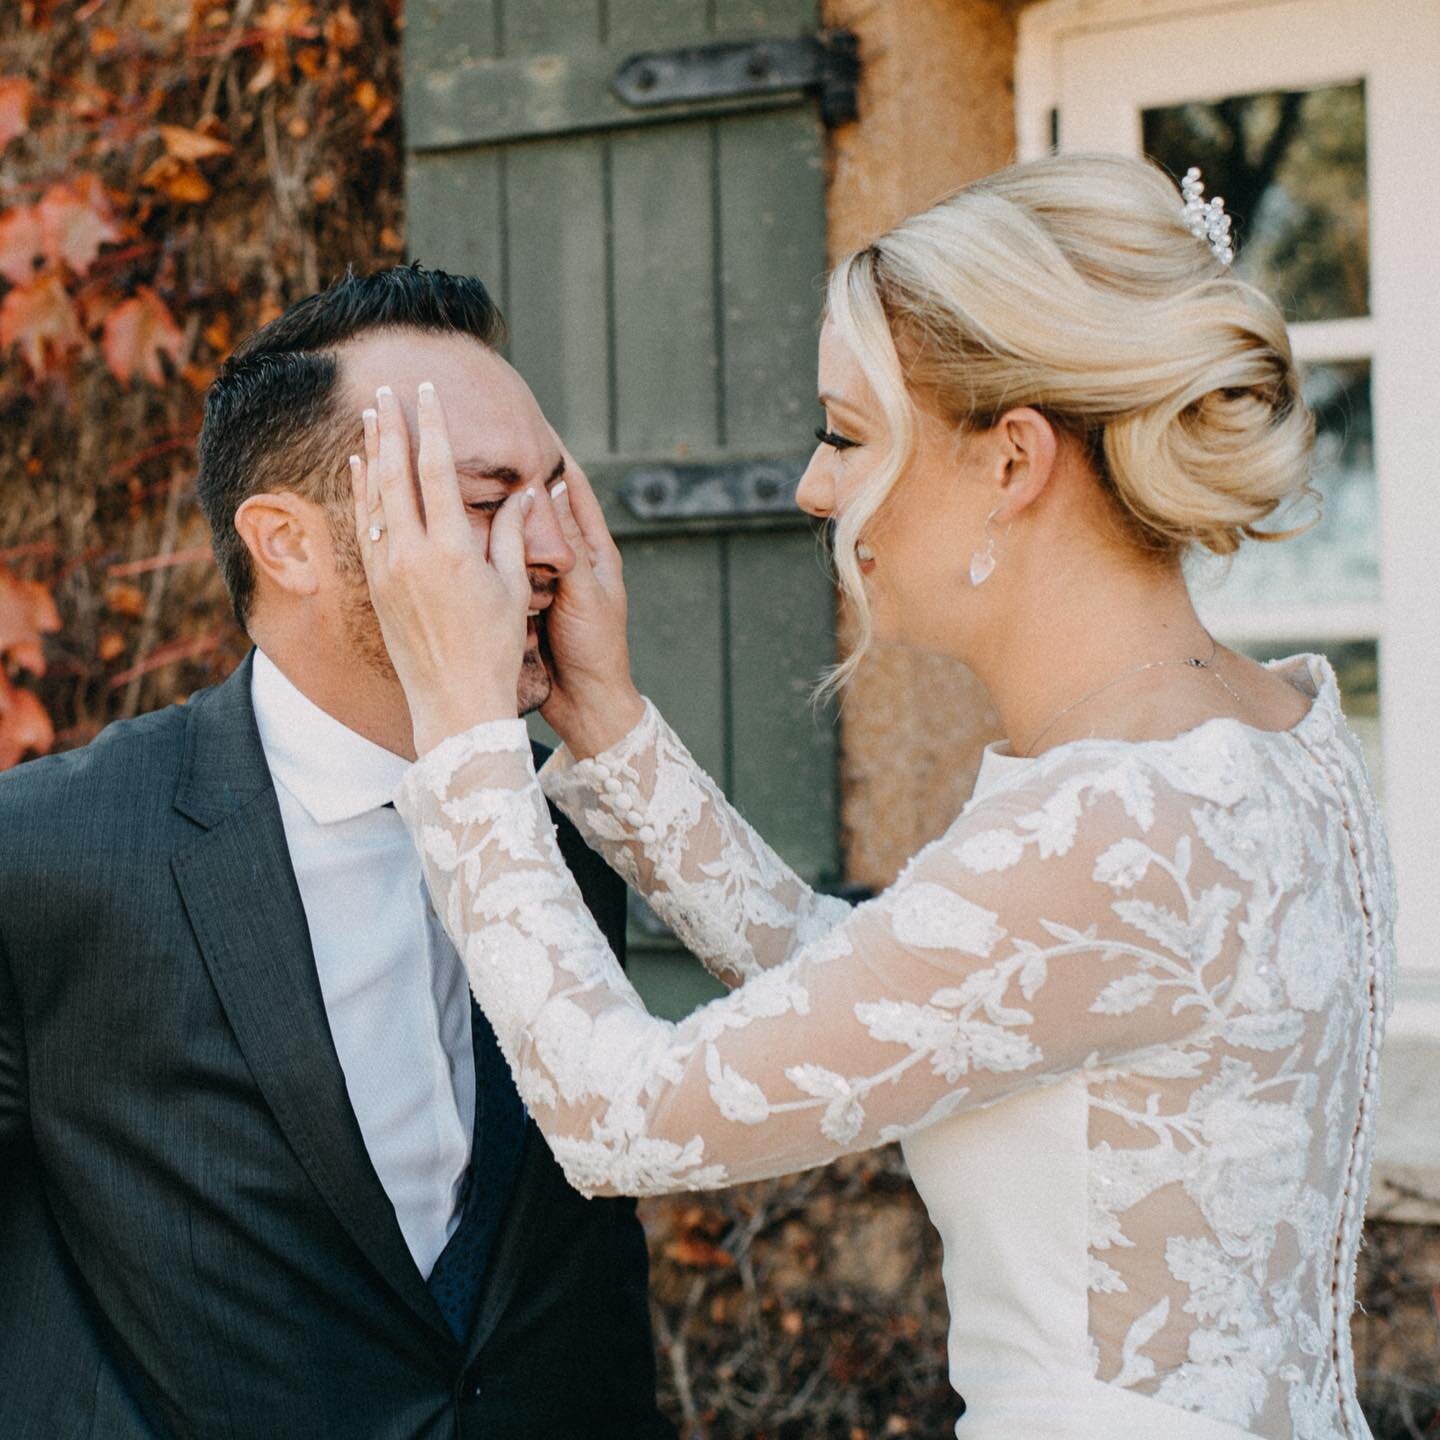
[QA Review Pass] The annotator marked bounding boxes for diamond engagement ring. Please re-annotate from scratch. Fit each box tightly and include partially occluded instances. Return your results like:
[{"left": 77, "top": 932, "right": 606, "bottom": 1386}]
[{"left": 368, "top": 523, "right": 385, "bottom": 542}]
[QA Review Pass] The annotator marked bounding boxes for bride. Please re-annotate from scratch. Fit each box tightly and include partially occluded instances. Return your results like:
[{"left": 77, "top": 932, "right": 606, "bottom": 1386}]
[{"left": 349, "top": 154, "right": 1396, "bottom": 1440}]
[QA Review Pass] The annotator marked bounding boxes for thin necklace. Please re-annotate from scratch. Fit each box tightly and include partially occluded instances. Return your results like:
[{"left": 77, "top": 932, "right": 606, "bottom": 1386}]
[{"left": 1018, "top": 633, "right": 1244, "bottom": 758}]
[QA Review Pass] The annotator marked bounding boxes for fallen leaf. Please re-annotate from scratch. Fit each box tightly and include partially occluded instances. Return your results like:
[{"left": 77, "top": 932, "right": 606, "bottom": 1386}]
[
  {"left": 0, "top": 566, "right": 60, "bottom": 656},
  {"left": 140, "top": 154, "right": 213, "bottom": 205},
  {"left": 309, "top": 172, "right": 336, "bottom": 203},
  {"left": 663, "top": 1238, "right": 735, "bottom": 1270},
  {"left": 353, "top": 78, "right": 378, "bottom": 113},
  {"left": 97, "top": 632, "right": 126, "bottom": 662},
  {"left": 157, "top": 123, "right": 232, "bottom": 160},
  {"left": 36, "top": 179, "right": 123, "bottom": 276},
  {"left": 104, "top": 581, "right": 148, "bottom": 618},
  {"left": 379, "top": 225, "right": 403, "bottom": 252},
  {"left": 0, "top": 77, "right": 33, "bottom": 149},
  {"left": 89, "top": 26, "right": 121, "bottom": 56},
  {"left": 0, "top": 273, "right": 84, "bottom": 377},
  {"left": 102, "top": 286, "right": 185, "bottom": 386},
  {"left": 0, "top": 204, "right": 42, "bottom": 285}
]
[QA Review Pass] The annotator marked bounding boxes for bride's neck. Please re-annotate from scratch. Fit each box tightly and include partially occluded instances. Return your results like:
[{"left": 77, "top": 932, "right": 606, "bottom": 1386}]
[{"left": 962, "top": 544, "right": 1208, "bottom": 757}]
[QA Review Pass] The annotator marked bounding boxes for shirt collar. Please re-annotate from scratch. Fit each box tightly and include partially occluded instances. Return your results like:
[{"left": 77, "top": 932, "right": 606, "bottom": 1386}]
[{"left": 250, "top": 648, "right": 412, "bottom": 825}]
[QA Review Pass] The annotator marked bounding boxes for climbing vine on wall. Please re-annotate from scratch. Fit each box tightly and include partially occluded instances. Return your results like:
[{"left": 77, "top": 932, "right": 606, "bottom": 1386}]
[{"left": 0, "top": 0, "right": 405, "bottom": 766}]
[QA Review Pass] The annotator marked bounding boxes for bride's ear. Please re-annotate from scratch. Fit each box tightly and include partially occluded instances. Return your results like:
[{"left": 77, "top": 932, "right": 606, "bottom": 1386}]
[
  {"left": 992, "top": 407, "right": 1060, "bottom": 522},
  {"left": 234, "top": 493, "right": 325, "bottom": 601}
]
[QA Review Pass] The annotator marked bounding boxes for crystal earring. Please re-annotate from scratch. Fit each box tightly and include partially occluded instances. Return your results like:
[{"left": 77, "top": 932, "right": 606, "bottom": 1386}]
[{"left": 969, "top": 506, "right": 1005, "bottom": 587}]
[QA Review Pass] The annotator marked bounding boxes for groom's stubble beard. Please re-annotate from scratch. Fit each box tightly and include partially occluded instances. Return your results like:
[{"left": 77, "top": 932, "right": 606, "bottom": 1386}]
[{"left": 328, "top": 513, "right": 554, "bottom": 717}]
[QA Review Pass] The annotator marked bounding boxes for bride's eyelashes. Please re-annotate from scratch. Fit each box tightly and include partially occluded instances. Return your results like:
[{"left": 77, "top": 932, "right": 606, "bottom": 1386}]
[{"left": 814, "top": 425, "right": 861, "bottom": 451}]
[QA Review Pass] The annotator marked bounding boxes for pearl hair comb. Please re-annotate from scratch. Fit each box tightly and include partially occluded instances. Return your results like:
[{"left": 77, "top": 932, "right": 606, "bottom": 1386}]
[{"left": 1180, "top": 166, "right": 1235, "bottom": 266}]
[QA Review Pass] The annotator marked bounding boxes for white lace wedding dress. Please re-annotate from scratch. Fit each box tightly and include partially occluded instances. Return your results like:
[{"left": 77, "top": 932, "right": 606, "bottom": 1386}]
[{"left": 395, "top": 654, "right": 1395, "bottom": 1440}]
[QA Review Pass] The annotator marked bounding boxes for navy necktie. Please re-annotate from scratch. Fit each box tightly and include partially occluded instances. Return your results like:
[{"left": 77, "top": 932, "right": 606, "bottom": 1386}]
[{"left": 425, "top": 1003, "right": 528, "bottom": 1343}]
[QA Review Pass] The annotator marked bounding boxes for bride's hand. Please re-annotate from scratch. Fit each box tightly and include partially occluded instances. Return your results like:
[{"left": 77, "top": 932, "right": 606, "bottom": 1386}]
[
  {"left": 539, "top": 439, "right": 645, "bottom": 758},
  {"left": 350, "top": 382, "right": 529, "bottom": 756}
]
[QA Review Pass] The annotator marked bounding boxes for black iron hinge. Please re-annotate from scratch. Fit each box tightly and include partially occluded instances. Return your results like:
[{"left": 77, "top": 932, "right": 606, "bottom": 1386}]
[{"left": 612, "top": 30, "right": 861, "bottom": 128}]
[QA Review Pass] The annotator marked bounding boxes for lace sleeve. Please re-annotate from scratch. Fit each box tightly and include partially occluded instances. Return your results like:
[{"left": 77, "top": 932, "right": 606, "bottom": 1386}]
[
  {"left": 539, "top": 700, "right": 850, "bottom": 985},
  {"left": 397, "top": 719, "right": 1246, "bottom": 1199}
]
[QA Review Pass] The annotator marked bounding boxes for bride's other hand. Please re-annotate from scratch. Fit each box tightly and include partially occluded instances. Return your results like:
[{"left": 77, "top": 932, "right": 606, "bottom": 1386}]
[
  {"left": 538, "top": 438, "right": 645, "bottom": 758},
  {"left": 350, "top": 382, "right": 529, "bottom": 755}
]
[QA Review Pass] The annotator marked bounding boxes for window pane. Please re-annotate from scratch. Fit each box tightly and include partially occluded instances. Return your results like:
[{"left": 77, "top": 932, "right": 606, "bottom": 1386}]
[
  {"left": 1242, "top": 638, "right": 1381, "bottom": 795},
  {"left": 1187, "top": 360, "right": 1377, "bottom": 611},
  {"left": 1142, "top": 82, "right": 1368, "bottom": 321}
]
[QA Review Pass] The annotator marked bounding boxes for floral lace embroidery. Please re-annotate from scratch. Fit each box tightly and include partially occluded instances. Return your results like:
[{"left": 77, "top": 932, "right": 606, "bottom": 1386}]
[{"left": 395, "top": 658, "right": 1394, "bottom": 1439}]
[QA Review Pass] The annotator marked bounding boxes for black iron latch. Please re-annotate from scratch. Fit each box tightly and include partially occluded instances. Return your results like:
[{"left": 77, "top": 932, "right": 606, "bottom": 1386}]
[
  {"left": 612, "top": 30, "right": 860, "bottom": 128},
  {"left": 619, "top": 459, "right": 802, "bottom": 521}
]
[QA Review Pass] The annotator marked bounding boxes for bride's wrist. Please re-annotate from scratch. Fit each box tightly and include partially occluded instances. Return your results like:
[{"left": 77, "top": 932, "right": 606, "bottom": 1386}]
[
  {"left": 556, "top": 685, "right": 646, "bottom": 761},
  {"left": 409, "top": 693, "right": 520, "bottom": 758}
]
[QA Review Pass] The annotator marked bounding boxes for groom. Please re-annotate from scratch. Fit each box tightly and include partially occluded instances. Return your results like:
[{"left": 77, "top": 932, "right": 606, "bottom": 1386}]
[{"left": 0, "top": 267, "right": 674, "bottom": 1439}]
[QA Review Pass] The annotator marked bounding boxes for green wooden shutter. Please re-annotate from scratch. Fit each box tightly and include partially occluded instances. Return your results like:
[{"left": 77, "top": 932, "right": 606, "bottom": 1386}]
[{"left": 405, "top": 0, "right": 839, "bottom": 1018}]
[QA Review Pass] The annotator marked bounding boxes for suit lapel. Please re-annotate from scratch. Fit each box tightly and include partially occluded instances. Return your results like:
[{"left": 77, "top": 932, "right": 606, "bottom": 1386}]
[{"left": 171, "top": 653, "right": 453, "bottom": 1347}]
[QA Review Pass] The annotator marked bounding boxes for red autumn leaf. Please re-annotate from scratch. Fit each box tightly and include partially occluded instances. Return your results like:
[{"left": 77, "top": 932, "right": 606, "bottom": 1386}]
[
  {"left": 140, "top": 154, "right": 213, "bottom": 205},
  {"left": 102, "top": 285, "right": 184, "bottom": 386},
  {"left": 662, "top": 1237, "right": 735, "bottom": 1269},
  {"left": 36, "top": 178, "right": 123, "bottom": 276},
  {"left": 156, "top": 123, "right": 232, "bottom": 161},
  {"left": 0, "top": 273, "right": 84, "bottom": 378},
  {"left": 0, "top": 204, "right": 42, "bottom": 285},
  {"left": 0, "top": 77, "right": 33, "bottom": 149},
  {"left": 0, "top": 671, "right": 55, "bottom": 769}
]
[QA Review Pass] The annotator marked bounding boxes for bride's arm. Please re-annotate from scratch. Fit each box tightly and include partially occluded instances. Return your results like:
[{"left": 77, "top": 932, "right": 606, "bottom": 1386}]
[
  {"left": 397, "top": 727, "right": 1241, "bottom": 1198},
  {"left": 539, "top": 701, "right": 851, "bottom": 987}
]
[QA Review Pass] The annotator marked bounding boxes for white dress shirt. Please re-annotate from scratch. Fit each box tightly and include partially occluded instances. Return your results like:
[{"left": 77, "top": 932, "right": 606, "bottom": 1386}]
[{"left": 250, "top": 649, "right": 474, "bottom": 1277}]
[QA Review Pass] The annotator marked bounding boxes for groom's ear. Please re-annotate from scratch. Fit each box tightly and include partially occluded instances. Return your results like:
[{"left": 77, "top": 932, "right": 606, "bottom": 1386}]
[{"left": 234, "top": 492, "right": 326, "bottom": 602}]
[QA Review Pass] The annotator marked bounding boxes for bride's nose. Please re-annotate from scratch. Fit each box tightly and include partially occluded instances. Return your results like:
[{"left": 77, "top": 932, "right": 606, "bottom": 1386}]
[{"left": 795, "top": 452, "right": 836, "bottom": 519}]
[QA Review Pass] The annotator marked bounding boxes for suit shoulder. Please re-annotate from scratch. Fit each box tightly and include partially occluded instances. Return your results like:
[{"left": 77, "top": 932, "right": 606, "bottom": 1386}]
[{"left": 0, "top": 699, "right": 190, "bottom": 819}]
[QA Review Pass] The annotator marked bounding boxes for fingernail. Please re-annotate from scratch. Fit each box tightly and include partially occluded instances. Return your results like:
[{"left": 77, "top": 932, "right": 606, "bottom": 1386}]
[
  {"left": 375, "top": 385, "right": 392, "bottom": 401},
  {"left": 362, "top": 408, "right": 377, "bottom": 426},
  {"left": 418, "top": 381, "right": 435, "bottom": 401},
  {"left": 349, "top": 454, "right": 361, "bottom": 474},
  {"left": 520, "top": 488, "right": 536, "bottom": 515},
  {"left": 551, "top": 480, "right": 568, "bottom": 502}
]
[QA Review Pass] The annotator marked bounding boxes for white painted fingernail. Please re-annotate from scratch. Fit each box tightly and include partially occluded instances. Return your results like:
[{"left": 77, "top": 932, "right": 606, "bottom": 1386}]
[
  {"left": 375, "top": 385, "right": 392, "bottom": 400},
  {"left": 418, "top": 381, "right": 435, "bottom": 398},
  {"left": 551, "top": 480, "right": 568, "bottom": 502},
  {"left": 362, "top": 408, "right": 377, "bottom": 425},
  {"left": 520, "top": 488, "right": 536, "bottom": 515}
]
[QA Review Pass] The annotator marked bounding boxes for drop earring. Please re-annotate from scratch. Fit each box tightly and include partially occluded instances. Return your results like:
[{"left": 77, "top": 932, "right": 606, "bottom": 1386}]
[{"left": 969, "top": 506, "right": 1006, "bottom": 587}]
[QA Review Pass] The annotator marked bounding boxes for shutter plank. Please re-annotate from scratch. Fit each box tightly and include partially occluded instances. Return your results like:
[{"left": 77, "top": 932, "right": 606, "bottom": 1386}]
[
  {"left": 726, "top": 529, "right": 838, "bottom": 881},
  {"left": 500, "top": 0, "right": 605, "bottom": 52},
  {"left": 610, "top": 123, "right": 719, "bottom": 456},
  {"left": 608, "top": 0, "right": 712, "bottom": 50},
  {"left": 404, "top": 0, "right": 498, "bottom": 79},
  {"left": 504, "top": 138, "right": 612, "bottom": 458},
  {"left": 714, "top": 0, "right": 817, "bottom": 35},
  {"left": 718, "top": 107, "right": 826, "bottom": 452},
  {"left": 407, "top": 151, "right": 508, "bottom": 316},
  {"left": 623, "top": 535, "right": 728, "bottom": 782}
]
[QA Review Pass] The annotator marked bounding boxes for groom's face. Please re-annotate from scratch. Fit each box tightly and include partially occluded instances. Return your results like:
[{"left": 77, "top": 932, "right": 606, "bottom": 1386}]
[{"left": 335, "top": 328, "right": 576, "bottom": 714}]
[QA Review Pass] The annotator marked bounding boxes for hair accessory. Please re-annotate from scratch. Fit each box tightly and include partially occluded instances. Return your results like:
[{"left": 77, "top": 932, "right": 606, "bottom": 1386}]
[
  {"left": 969, "top": 506, "right": 1006, "bottom": 587},
  {"left": 1180, "top": 167, "right": 1235, "bottom": 266}
]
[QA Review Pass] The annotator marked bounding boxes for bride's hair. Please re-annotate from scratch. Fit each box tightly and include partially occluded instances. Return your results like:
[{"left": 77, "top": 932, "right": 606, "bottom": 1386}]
[{"left": 822, "top": 151, "right": 1315, "bottom": 691}]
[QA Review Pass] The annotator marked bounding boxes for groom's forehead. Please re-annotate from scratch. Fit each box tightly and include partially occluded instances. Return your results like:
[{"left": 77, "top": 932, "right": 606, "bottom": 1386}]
[{"left": 337, "top": 327, "right": 549, "bottom": 452}]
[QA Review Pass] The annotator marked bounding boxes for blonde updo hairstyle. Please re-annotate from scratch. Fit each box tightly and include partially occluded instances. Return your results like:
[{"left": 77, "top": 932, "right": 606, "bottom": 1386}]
[{"left": 824, "top": 152, "right": 1315, "bottom": 691}]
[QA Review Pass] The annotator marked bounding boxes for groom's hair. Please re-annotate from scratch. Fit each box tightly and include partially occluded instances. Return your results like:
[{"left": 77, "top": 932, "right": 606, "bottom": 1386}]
[{"left": 197, "top": 263, "right": 507, "bottom": 626}]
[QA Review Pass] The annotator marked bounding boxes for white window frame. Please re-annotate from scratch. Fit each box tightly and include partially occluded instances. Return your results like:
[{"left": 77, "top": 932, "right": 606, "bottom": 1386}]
[{"left": 1017, "top": 0, "right": 1440, "bottom": 1214}]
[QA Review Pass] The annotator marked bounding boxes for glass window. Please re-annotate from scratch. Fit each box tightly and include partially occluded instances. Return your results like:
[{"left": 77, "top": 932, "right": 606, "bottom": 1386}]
[{"left": 1142, "top": 82, "right": 1368, "bottom": 322}]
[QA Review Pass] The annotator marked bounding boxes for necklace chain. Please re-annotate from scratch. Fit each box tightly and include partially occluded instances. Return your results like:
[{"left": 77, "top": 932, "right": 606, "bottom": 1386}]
[{"left": 1018, "top": 633, "right": 1243, "bottom": 758}]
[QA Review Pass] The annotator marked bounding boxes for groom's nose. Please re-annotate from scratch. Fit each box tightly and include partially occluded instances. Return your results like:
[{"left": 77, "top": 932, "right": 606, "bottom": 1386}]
[{"left": 522, "top": 484, "right": 576, "bottom": 578}]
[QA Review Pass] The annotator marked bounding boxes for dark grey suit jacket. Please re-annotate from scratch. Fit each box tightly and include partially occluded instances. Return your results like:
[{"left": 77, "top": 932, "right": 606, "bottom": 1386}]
[{"left": 0, "top": 653, "right": 673, "bottom": 1440}]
